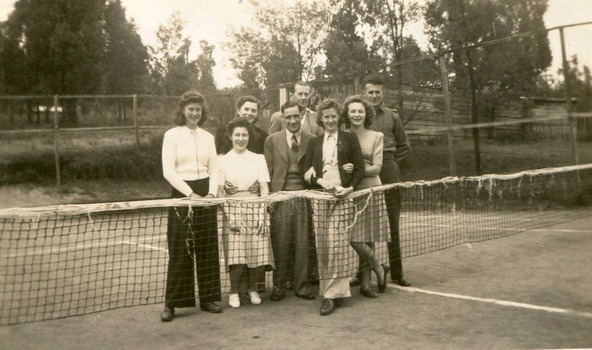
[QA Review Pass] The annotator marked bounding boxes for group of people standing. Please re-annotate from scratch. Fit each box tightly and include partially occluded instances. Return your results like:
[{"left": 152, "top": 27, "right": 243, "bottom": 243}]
[{"left": 160, "top": 74, "right": 411, "bottom": 322}]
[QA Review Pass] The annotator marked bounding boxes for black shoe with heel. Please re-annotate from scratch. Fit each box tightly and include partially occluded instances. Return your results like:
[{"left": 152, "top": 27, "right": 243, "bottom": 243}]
[{"left": 360, "top": 287, "right": 378, "bottom": 298}]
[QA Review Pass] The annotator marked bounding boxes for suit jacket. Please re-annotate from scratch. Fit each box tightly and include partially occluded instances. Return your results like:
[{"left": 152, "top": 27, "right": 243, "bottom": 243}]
[
  {"left": 264, "top": 130, "right": 314, "bottom": 193},
  {"left": 303, "top": 131, "right": 365, "bottom": 189},
  {"left": 268, "top": 109, "right": 324, "bottom": 136}
]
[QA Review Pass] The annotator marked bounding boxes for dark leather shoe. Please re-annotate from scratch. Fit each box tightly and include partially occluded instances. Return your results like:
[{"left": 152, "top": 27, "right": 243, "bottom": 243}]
[
  {"left": 270, "top": 288, "right": 286, "bottom": 302},
  {"left": 392, "top": 278, "right": 411, "bottom": 287},
  {"left": 295, "top": 292, "right": 316, "bottom": 300},
  {"left": 378, "top": 265, "right": 390, "bottom": 293},
  {"left": 360, "top": 287, "right": 378, "bottom": 298},
  {"left": 320, "top": 298, "right": 336, "bottom": 316},
  {"left": 199, "top": 302, "right": 222, "bottom": 313},
  {"left": 160, "top": 306, "right": 174, "bottom": 322}
]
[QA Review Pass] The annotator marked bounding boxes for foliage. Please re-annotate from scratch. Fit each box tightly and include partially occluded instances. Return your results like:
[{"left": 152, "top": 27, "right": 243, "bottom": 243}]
[
  {"left": 321, "top": 0, "right": 384, "bottom": 78},
  {"left": 103, "top": 0, "right": 149, "bottom": 94},
  {"left": 227, "top": 0, "right": 330, "bottom": 90},
  {"left": 0, "top": 0, "right": 151, "bottom": 125},
  {"left": 556, "top": 56, "right": 592, "bottom": 112},
  {"left": 424, "top": 0, "right": 552, "bottom": 97},
  {"left": 147, "top": 12, "right": 217, "bottom": 95},
  {"left": 0, "top": 0, "right": 106, "bottom": 95}
]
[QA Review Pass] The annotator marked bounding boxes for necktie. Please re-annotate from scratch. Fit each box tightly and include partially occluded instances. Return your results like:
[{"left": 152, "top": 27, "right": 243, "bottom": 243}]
[{"left": 291, "top": 134, "right": 299, "bottom": 153}]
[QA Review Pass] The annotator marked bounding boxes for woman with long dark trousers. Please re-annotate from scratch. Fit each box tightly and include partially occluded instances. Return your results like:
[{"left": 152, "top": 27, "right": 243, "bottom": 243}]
[{"left": 161, "top": 91, "right": 222, "bottom": 322}]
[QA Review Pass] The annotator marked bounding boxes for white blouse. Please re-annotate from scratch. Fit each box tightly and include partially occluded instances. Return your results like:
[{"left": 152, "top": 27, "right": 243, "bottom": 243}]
[
  {"left": 218, "top": 150, "right": 270, "bottom": 196},
  {"left": 162, "top": 126, "right": 219, "bottom": 196}
]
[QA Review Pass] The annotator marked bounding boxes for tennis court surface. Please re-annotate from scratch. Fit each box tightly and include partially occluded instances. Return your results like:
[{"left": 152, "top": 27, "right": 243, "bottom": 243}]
[{"left": 1, "top": 164, "right": 591, "bottom": 349}]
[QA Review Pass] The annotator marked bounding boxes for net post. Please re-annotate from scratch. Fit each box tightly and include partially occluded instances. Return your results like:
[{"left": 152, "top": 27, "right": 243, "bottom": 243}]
[
  {"left": 53, "top": 94, "right": 61, "bottom": 185},
  {"left": 439, "top": 55, "right": 457, "bottom": 177},
  {"left": 353, "top": 76, "right": 361, "bottom": 94},
  {"left": 133, "top": 94, "right": 140, "bottom": 151},
  {"left": 559, "top": 28, "right": 581, "bottom": 186}
]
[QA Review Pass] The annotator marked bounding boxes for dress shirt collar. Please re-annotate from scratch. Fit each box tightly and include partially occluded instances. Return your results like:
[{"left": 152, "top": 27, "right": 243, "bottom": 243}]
[{"left": 324, "top": 131, "right": 338, "bottom": 143}]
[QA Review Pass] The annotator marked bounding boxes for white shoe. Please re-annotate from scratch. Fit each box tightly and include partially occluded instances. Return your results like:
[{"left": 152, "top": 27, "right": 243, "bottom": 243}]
[
  {"left": 249, "top": 291, "right": 262, "bottom": 305},
  {"left": 229, "top": 293, "right": 240, "bottom": 308}
]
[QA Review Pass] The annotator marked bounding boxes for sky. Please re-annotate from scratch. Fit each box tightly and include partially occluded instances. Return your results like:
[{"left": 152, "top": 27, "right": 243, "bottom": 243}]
[{"left": 0, "top": 0, "right": 591, "bottom": 88}]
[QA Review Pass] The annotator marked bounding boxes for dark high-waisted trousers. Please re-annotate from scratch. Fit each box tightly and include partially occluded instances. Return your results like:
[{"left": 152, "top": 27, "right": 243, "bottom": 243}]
[
  {"left": 379, "top": 152, "right": 404, "bottom": 280},
  {"left": 165, "top": 178, "right": 221, "bottom": 308}
]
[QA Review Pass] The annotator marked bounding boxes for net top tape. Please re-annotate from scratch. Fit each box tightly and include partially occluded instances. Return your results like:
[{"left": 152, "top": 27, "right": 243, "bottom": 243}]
[{"left": 1, "top": 163, "right": 590, "bottom": 219}]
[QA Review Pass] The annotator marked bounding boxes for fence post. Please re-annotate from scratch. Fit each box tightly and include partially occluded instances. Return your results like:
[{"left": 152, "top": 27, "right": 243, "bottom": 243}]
[
  {"left": 53, "top": 95, "right": 61, "bottom": 185},
  {"left": 133, "top": 94, "right": 140, "bottom": 151},
  {"left": 279, "top": 84, "right": 288, "bottom": 106},
  {"left": 354, "top": 76, "right": 360, "bottom": 94},
  {"left": 559, "top": 28, "right": 579, "bottom": 168},
  {"left": 439, "top": 55, "right": 457, "bottom": 177}
]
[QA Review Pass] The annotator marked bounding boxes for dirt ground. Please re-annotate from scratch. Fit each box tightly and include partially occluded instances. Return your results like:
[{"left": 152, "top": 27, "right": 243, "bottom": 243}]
[{"left": 1, "top": 215, "right": 591, "bottom": 350}]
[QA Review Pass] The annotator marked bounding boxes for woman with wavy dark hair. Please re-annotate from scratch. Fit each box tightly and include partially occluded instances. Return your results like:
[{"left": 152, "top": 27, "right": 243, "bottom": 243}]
[
  {"left": 160, "top": 91, "right": 223, "bottom": 322},
  {"left": 342, "top": 95, "right": 390, "bottom": 298},
  {"left": 218, "top": 117, "right": 273, "bottom": 309}
]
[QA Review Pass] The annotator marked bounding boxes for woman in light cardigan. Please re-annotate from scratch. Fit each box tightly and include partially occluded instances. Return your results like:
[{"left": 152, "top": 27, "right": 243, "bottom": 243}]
[{"left": 160, "top": 91, "right": 222, "bottom": 322}]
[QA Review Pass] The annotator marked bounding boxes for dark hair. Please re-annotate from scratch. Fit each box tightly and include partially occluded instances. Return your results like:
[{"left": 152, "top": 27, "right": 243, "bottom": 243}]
[
  {"left": 362, "top": 73, "right": 385, "bottom": 90},
  {"left": 174, "top": 91, "right": 209, "bottom": 126},
  {"left": 316, "top": 99, "right": 344, "bottom": 128},
  {"left": 280, "top": 100, "right": 301, "bottom": 114},
  {"left": 235, "top": 95, "right": 260, "bottom": 111},
  {"left": 342, "top": 95, "right": 375, "bottom": 129},
  {"left": 225, "top": 117, "right": 251, "bottom": 140}
]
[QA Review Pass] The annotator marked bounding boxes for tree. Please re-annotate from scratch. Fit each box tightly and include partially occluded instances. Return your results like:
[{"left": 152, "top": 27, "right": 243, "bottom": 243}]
[
  {"left": 322, "top": 0, "right": 384, "bottom": 78},
  {"left": 103, "top": 0, "right": 149, "bottom": 94},
  {"left": 557, "top": 56, "right": 592, "bottom": 113},
  {"left": 0, "top": 0, "right": 150, "bottom": 125},
  {"left": 227, "top": 0, "right": 330, "bottom": 90},
  {"left": 148, "top": 12, "right": 216, "bottom": 95},
  {"left": 424, "top": 0, "right": 552, "bottom": 174},
  {"left": 425, "top": 0, "right": 552, "bottom": 96},
  {"left": 2, "top": 0, "right": 107, "bottom": 97},
  {"left": 194, "top": 40, "right": 217, "bottom": 93}
]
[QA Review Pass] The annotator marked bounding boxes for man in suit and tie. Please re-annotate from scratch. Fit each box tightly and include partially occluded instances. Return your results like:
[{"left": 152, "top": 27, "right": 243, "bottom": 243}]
[
  {"left": 268, "top": 81, "right": 324, "bottom": 137},
  {"left": 264, "top": 100, "right": 316, "bottom": 301}
]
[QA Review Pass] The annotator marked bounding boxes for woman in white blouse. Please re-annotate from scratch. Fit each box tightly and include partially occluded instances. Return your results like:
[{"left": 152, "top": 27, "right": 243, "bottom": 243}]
[
  {"left": 218, "top": 117, "right": 272, "bottom": 308},
  {"left": 160, "top": 91, "right": 222, "bottom": 322}
]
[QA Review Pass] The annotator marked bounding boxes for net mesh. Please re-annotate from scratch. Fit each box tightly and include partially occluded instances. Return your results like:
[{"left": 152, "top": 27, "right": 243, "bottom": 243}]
[{"left": 1, "top": 164, "right": 591, "bottom": 325}]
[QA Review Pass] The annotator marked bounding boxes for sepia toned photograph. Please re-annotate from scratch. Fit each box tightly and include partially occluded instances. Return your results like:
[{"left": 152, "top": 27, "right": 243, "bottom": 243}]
[{"left": 1, "top": 0, "right": 591, "bottom": 349}]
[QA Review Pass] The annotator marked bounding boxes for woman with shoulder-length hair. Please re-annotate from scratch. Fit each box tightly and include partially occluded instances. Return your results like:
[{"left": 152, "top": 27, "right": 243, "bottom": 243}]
[
  {"left": 218, "top": 117, "right": 273, "bottom": 309},
  {"left": 342, "top": 94, "right": 390, "bottom": 298},
  {"left": 160, "top": 90, "right": 223, "bottom": 322},
  {"left": 303, "top": 98, "right": 365, "bottom": 316}
]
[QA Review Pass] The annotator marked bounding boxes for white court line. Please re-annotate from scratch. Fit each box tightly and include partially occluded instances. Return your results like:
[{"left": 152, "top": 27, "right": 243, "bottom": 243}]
[
  {"left": 394, "top": 286, "right": 592, "bottom": 319},
  {"left": 530, "top": 228, "right": 592, "bottom": 233},
  {"left": 406, "top": 223, "right": 592, "bottom": 234},
  {"left": 121, "top": 240, "right": 167, "bottom": 252},
  {"left": 5, "top": 237, "right": 166, "bottom": 258}
]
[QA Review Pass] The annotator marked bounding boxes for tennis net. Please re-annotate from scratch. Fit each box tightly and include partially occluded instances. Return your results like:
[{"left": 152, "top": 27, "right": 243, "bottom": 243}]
[{"left": 1, "top": 164, "right": 591, "bottom": 325}]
